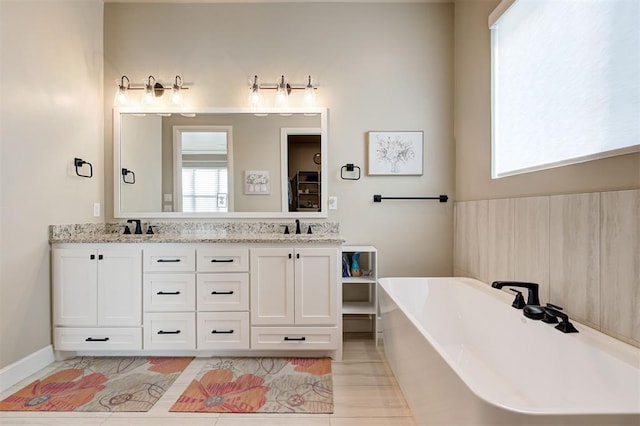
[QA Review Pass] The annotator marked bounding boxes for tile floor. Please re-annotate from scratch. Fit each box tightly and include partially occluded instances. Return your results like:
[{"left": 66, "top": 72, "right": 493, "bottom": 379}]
[{"left": 0, "top": 337, "right": 416, "bottom": 425}]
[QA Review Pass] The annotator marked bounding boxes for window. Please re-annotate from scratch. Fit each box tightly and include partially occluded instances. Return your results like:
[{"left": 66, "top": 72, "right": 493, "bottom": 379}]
[
  {"left": 182, "top": 167, "right": 228, "bottom": 213},
  {"left": 490, "top": 0, "right": 639, "bottom": 178}
]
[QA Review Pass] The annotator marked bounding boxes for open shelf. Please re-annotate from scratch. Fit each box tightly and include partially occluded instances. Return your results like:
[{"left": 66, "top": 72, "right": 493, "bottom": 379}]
[
  {"left": 341, "top": 245, "right": 377, "bottom": 339},
  {"left": 342, "top": 301, "right": 376, "bottom": 315}
]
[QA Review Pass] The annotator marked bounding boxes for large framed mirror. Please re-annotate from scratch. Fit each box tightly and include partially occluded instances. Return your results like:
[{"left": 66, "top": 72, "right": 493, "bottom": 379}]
[{"left": 114, "top": 107, "right": 328, "bottom": 218}]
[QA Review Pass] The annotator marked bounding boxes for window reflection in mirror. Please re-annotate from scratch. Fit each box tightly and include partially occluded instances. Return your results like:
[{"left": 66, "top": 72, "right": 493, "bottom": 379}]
[{"left": 173, "top": 126, "right": 231, "bottom": 213}]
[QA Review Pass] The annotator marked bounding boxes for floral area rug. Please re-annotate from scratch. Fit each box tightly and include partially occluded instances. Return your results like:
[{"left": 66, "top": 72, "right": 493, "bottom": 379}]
[
  {"left": 170, "top": 357, "right": 333, "bottom": 413},
  {"left": 0, "top": 356, "right": 192, "bottom": 412}
]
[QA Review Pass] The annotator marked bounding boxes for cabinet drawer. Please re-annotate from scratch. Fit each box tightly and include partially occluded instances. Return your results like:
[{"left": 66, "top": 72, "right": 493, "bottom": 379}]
[
  {"left": 197, "top": 273, "right": 249, "bottom": 311},
  {"left": 197, "top": 248, "right": 249, "bottom": 272},
  {"left": 197, "top": 312, "right": 249, "bottom": 350},
  {"left": 144, "top": 273, "right": 196, "bottom": 312},
  {"left": 143, "top": 313, "right": 195, "bottom": 350},
  {"left": 144, "top": 248, "right": 195, "bottom": 272},
  {"left": 251, "top": 326, "right": 339, "bottom": 350},
  {"left": 54, "top": 327, "right": 142, "bottom": 351}
]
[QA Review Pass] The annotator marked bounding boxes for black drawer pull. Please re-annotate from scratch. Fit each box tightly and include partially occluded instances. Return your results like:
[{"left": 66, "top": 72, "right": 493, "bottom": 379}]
[
  {"left": 85, "top": 337, "right": 109, "bottom": 342},
  {"left": 157, "top": 259, "right": 181, "bottom": 263},
  {"left": 284, "top": 336, "right": 306, "bottom": 341},
  {"left": 157, "top": 330, "right": 181, "bottom": 334},
  {"left": 211, "top": 329, "right": 234, "bottom": 334},
  {"left": 211, "top": 290, "right": 234, "bottom": 295},
  {"left": 210, "top": 259, "right": 234, "bottom": 263},
  {"left": 157, "top": 291, "right": 181, "bottom": 295}
]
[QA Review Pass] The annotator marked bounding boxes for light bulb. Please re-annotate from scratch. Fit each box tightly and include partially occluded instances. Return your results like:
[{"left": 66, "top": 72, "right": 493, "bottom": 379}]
[
  {"left": 171, "top": 75, "right": 184, "bottom": 106},
  {"left": 114, "top": 87, "right": 129, "bottom": 106},
  {"left": 171, "top": 87, "right": 183, "bottom": 105},
  {"left": 275, "top": 75, "right": 289, "bottom": 107},
  {"left": 114, "top": 75, "right": 130, "bottom": 106},
  {"left": 248, "top": 75, "right": 263, "bottom": 109},
  {"left": 142, "top": 87, "right": 155, "bottom": 105},
  {"left": 304, "top": 76, "right": 316, "bottom": 106},
  {"left": 141, "top": 75, "right": 157, "bottom": 106}
]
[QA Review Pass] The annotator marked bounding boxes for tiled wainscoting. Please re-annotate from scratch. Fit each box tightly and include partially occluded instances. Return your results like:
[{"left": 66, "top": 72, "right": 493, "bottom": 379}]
[{"left": 454, "top": 189, "right": 639, "bottom": 348}]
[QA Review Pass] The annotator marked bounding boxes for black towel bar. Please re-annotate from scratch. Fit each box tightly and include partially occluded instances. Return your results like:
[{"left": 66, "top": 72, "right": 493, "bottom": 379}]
[{"left": 373, "top": 194, "right": 448, "bottom": 203}]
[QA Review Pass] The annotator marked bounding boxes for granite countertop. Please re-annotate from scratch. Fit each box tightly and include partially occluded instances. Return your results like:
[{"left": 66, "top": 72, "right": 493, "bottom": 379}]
[
  {"left": 49, "top": 222, "right": 344, "bottom": 245},
  {"left": 51, "top": 232, "right": 344, "bottom": 244}
]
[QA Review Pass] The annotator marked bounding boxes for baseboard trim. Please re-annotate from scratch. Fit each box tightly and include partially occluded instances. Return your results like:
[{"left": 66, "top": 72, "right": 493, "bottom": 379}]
[{"left": 0, "top": 345, "right": 54, "bottom": 393}]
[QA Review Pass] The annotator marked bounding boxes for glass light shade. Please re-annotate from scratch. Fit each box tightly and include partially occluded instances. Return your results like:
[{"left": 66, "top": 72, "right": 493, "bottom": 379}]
[
  {"left": 142, "top": 86, "right": 156, "bottom": 105},
  {"left": 275, "top": 87, "right": 288, "bottom": 107},
  {"left": 249, "top": 89, "right": 263, "bottom": 108},
  {"left": 171, "top": 87, "right": 184, "bottom": 106},
  {"left": 114, "top": 87, "right": 129, "bottom": 106},
  {"left": 304, "top": 86, "right": 316, "bottom": 106}
]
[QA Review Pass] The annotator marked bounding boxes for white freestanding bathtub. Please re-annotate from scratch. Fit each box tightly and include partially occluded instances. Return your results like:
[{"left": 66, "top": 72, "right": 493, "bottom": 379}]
[{"left": 378, "top": 277, "right": 640, "bottom": 426}]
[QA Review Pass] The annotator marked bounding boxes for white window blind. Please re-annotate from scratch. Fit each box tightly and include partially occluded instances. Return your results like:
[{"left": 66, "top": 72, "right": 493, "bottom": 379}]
[
  {"left": 182, "top": 167, "right": 228, "bottom": 213},
  {"left": 490, "top": 0, "right": 640, "bottom": 178}
]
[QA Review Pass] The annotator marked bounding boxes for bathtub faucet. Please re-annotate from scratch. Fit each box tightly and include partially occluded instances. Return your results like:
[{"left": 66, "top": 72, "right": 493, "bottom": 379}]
[{"left": 491, "top": 281, "right": 540, "bottom": 306}]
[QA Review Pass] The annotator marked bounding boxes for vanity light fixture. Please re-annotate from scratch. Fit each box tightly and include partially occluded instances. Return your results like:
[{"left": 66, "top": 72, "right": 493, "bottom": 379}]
[
  {"left": 248, "top": 74, "right": 318, "bottom": 108},
  {"left": 113, "top": 74, "right": 190, "bottom": 106}
]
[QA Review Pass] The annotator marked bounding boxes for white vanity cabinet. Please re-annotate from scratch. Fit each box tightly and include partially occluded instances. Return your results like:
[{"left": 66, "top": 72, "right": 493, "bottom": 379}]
[
  {"left": 142, "top": 247, "right": 196, "bottom": 350},
  {"left": 196, "top": 248, "right": 250, "bottom": 350},
  {"left": 250, "top": 247, "right": 340, "bottom": 350},
  {"left": 52, "top": 246, "right": 142, "bottom": 351},
  {"left": 51, "top": 240, "right": 341, "bottom": 357}
]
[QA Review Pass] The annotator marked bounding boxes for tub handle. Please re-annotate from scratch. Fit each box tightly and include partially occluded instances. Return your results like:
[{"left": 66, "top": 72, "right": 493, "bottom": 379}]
[{"left": 508, "top": 288, "right": 526, "bottom": 309}]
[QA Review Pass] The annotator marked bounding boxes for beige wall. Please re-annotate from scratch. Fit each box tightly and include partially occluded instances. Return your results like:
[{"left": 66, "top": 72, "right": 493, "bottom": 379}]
[
  {"left": 454, "top": 0, "right": 640, "bottom": 201},
  {"left": 104, "top": 2, "right": 455, "bottom": 278},
  {"left": 0, "top": 0, "right": 103, "bottom": 369},
  {"left": 453, "top": 1, "right": 639, "bottom": 348}
]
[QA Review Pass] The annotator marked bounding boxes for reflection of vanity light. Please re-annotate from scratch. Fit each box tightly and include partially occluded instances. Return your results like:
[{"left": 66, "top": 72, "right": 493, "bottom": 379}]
[
  {"left": 279, "top": 113, "right": 293, "bottom": 117},
  {"left": 180, "top": 113, "right": 196, "bottom": 118},
  {"left": 157, "top": 113, "right": 172, "bottom": 117},
  {"left": 132, "top": 113, "right": 147, "bottom": 117},
  {"left": 253, "top": 113, "right": 269, "bottom": 117}
]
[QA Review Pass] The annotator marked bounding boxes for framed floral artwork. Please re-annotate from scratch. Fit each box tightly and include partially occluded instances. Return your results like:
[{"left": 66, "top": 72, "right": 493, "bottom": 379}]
[
  {"left": 244, "top": 170, "right": 271, "bottom": 194},
  {"left": 367, "top": 131, "right": 423, "bottom": 175}
]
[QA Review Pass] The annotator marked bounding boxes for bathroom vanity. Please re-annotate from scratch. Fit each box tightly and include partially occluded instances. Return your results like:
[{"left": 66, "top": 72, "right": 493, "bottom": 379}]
[{"left": 50, "top": 222, "right": 343, "bottom": 359}]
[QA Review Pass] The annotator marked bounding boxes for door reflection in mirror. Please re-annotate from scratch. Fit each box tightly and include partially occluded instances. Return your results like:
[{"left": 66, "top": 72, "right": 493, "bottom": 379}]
[
  {"left": 173, "top": 126, "right": 232, "bottom": 213},
  {"left": 120, "top": 114, "right": 163, "bottom": 212}
]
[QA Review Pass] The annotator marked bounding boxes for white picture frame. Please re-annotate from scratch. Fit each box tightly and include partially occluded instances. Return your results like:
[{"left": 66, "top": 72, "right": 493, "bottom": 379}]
[{"left": 367, "top": 131, "right": 423, "bottom": 175}]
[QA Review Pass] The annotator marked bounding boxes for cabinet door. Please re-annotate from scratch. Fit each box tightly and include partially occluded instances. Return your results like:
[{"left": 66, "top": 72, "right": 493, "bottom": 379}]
[
  {"left": 52, "top": 248, "right": 98, "bottom": 326},
  {"left": 295, "top": 248, "right": 338, "bottom": 325},
  {"left": 97, "top": 248, "right": 142, "bottom": 326},
  {"left": 250, "top": 248, "right": 294, "bottom": 325}
]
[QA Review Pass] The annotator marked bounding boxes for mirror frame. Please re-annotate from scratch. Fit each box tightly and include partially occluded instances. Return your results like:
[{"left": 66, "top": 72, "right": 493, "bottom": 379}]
[{"left": 113, "top": 106, "right": 328, "bottom": 219}]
